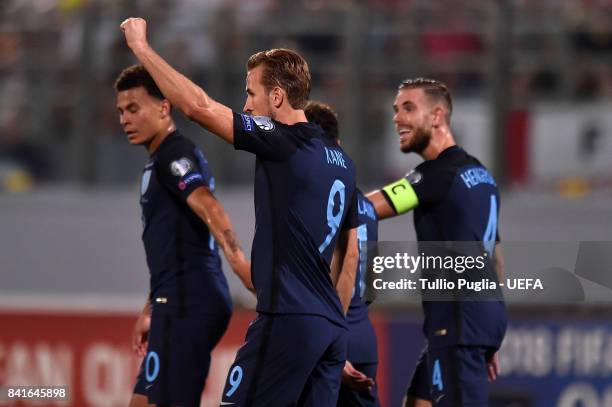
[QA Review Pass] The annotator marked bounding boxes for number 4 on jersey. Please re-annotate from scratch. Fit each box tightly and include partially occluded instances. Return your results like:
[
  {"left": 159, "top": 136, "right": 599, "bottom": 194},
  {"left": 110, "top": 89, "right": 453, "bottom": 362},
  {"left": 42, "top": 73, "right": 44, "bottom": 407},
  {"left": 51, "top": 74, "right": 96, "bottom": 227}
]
[
  {"left": 432, "top": 359, "right": 444, "bottom": 391},
  {"left": 483, "top": 194, "right": 497, "bottom": 257}
]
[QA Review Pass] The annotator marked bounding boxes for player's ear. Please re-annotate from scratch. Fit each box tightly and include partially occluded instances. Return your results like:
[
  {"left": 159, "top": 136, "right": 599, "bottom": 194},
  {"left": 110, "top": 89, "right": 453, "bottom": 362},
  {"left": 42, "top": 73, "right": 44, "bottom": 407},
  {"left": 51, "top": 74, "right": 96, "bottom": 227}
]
[
  {"left": 432, "top": 106, "right": 444, "bottom": 128},
  {"left": 160, "top": 99, "right": 171, "bottom": 118},
  {"left": 270, "top": 86, "right": 284, "bottom": 109}
]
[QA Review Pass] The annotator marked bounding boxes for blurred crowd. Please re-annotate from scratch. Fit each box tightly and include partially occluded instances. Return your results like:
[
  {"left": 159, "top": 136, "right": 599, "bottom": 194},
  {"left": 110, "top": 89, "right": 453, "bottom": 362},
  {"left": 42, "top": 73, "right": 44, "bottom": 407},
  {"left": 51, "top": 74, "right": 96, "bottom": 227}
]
[{"left": 0, "top": 0, "right": 611, "bottom": 188}]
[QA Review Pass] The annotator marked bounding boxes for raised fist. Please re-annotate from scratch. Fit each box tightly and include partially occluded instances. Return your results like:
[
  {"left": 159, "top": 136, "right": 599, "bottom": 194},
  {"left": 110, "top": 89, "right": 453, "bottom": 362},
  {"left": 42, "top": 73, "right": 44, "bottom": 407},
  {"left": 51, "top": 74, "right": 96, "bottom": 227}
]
[{"left": 120, "top": 17, "right": 148, "bottom": 49}]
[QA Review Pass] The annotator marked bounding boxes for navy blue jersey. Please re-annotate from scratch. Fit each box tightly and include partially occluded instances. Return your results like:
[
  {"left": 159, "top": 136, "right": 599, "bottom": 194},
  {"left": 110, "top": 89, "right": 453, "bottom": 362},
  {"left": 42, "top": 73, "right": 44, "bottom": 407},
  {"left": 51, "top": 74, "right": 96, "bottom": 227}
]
[
  {"left": 404, "top": 146, "right": 505, "bottom": 349},
  {"left": 347, "top": 190, "right": 379, "bottom": 325},
  {"left": 140, "top": 131, "right": 231, "bottom": 314},
  {"left": 233, "top": 113, "right": 358, "bottom": 326},
  {"left": 345, "top": 190, "right": 379, "bottom": 366},
  {"left": 410, "top": 146, "right": 500, "bottom": 244}
]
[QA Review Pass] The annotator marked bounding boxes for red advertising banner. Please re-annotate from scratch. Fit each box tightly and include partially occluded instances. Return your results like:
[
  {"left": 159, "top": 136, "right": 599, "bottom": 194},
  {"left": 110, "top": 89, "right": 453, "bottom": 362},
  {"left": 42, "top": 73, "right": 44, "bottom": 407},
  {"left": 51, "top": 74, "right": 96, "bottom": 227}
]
[{"left": 0, "top": 310, "right": 388, "bottom": 407}]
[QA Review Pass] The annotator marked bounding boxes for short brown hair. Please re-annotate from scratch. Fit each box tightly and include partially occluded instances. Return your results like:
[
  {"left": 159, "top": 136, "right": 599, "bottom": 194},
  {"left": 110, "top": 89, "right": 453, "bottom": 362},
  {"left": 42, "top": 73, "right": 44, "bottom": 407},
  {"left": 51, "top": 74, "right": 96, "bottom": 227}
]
[
  {"left": 114, "top": 64, "right": 165, "bottom": 100},
  {"left": 247, "top": 48, "right": 311, "bottom": 109},
  {"left": 304, "top": 101, "right": 338, "bottom": 142},
  {"left": 399, "top": 78, "right": 453, "bottom": 123}
]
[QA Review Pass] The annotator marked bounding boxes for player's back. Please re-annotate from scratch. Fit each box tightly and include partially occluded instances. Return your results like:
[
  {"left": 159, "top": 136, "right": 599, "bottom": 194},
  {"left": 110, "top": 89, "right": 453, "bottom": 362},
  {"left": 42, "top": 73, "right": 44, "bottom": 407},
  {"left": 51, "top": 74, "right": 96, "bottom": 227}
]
[
  {"left": 409, "top": 146, "right": 506, "bottom": 349},
  {"left": 412, "top": 146, "right": 498, "bottom": 244},
  {"left": 345, "top": 190, "right": 379, "bottom": 366},
  {"left": 347, "top": 190, "right": 378, "bottom": 325},
  {"left": 233, "top": 114, "right": 358, "bottom": 326}
]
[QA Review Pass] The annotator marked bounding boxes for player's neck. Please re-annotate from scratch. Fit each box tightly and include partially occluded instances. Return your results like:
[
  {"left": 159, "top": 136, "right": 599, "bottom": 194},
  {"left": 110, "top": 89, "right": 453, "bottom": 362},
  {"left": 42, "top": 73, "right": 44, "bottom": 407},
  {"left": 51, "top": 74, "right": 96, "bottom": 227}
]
[
  {"left": 147, "top": 122, "right": 176, "bottom": 154},
  {"left": 421, "top": 128, "right": 456, "bottom": 161},
  {"left": 273, "top": 108, "right": 307, "bottom": 126}
]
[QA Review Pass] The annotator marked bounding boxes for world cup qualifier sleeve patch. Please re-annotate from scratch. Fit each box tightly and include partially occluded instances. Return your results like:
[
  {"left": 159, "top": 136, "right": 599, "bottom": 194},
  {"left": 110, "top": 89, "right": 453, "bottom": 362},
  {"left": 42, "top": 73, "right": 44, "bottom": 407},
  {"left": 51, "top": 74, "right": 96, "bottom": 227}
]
[
  {"left": 239, "top": 115, "right": 275, "bottom": 132},
  {"left": 252, "top": 116, "right": 275, "bottom": 132},
  {"left": 232, "top": 112, "right": 298, "bottom": 160},
  {"left": 169, "top": 157, "right": 193, "bottom": 177},
  {"left": 156, "top": 149, "right": 206, "bottom": 200}
]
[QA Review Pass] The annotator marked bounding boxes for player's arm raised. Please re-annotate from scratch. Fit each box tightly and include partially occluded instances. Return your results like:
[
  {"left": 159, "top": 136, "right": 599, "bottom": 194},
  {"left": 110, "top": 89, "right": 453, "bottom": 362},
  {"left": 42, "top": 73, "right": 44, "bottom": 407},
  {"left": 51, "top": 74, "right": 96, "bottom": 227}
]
[
  {"left": 187, "top": 187, "right": 254, "bottom": 292},
  {"left": 120, "top": 18, "right": 235, "bottom": 144},
  {"left": 332, "top": 227, "right": 359, "bottom": 315}
]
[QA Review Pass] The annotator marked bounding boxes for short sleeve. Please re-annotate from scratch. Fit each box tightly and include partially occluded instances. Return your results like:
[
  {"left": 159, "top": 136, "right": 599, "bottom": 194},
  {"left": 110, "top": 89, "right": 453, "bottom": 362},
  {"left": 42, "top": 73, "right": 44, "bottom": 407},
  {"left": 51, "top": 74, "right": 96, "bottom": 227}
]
[
  {"left": 233, "top": 112, "right": 298, "bottom": 160},
  {"left": 342, "top": 189, "right": 359, "bottom": 230},
  {"left": 155, "top": 141, "right": 210, "bottom": 201},
  {"left": 409, "top": 161, "right": 455, "bottom": 206},
  {"left": 381, "top": 161, "right": 455, "bottom": 214}
]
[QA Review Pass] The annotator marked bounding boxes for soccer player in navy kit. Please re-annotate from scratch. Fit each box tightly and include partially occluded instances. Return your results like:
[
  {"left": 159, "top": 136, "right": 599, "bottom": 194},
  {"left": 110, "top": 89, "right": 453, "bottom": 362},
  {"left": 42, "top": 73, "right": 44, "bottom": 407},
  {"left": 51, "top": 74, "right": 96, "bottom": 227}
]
[
  {"left": 304, "top": 101, "right": 380, "bottom": 407},
  {"left": 367, "top": 79, "right": 507, "bottom": 407},
  {"left": 120, "top": 18, "right": 361, "bottom": 406},
  {"left": 115, "top": 65, "right": 252, "bottom": 407}
]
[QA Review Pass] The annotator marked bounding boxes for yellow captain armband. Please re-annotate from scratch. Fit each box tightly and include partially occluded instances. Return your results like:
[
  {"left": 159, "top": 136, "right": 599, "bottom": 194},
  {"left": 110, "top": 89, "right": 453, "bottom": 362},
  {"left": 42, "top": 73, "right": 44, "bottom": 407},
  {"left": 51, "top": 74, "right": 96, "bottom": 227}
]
[{"left": 382, "top": 177, "right": 419, "bottom": 214}]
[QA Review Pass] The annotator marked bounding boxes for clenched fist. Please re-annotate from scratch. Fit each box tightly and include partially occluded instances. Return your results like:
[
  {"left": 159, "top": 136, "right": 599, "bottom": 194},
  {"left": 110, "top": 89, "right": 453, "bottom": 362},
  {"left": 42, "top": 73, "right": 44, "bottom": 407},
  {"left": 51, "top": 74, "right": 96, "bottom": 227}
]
[{"left": 120, "top": 17, "right": 148, "bottom": 49}]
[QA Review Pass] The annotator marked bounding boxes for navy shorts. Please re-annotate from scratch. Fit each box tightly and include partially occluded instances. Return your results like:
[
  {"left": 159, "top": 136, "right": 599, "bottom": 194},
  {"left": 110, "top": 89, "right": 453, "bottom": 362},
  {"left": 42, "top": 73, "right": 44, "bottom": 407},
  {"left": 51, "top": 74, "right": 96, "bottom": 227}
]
[
  {"left": 406, "top": 346, "right": 493, "bottom": 407},
  {"left": 221, "top": 313, "right": 348, "bottom": 406},
  {"left": 133, "top": 309, "right": 230, "bottom": 407}
]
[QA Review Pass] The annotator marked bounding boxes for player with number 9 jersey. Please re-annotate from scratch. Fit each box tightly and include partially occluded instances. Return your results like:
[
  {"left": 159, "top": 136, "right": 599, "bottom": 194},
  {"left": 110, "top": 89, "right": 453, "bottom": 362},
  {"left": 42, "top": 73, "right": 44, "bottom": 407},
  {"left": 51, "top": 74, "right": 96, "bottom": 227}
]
[
  {"left": 221, "top": 112, "right": 359, "bottom": 405},
  {"left": 233, "top": 112, "right": 358, "bottom": 323},
  {"left": 303, "top": 100, "right": 381, "bottom": 406},
  {"left": 118, "top": 29, "right": 359, "bottom": 404}
]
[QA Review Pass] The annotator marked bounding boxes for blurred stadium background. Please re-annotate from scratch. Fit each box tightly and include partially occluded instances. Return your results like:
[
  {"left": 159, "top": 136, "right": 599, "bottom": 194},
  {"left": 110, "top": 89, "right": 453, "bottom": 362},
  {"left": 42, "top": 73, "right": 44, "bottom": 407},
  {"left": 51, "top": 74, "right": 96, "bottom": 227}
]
[{"left": 1, "top": 0, "right": 612, "bottom": 406}]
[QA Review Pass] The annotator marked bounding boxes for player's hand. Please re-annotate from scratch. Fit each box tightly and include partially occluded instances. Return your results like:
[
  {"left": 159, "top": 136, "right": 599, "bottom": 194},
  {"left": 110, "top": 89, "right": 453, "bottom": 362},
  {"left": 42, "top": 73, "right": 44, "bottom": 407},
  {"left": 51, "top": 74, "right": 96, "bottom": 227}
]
[
  {"left": 341, "top": 361, "right": 375, "bottom": 392},
  {"left": 233, "top": 259, "right": 255, "bottom": 293},
  {"left": 487, "top": 351, "right": 500, "bottom": 382},
  {"left": 120, "top": 17, "right": 148, "bottom": 50},
  {"left": 131, "top": 311, "right": 151, "bottom": 357}
]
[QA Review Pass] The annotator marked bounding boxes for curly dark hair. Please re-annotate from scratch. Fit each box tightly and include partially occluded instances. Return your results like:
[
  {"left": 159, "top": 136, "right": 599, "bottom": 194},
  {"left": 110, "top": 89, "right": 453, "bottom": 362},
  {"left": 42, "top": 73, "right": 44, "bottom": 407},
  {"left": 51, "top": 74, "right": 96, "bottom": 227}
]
[
  {"left": 114, "top": 64, "right": 165, "bottom": 100},
  {"left": 304, "top": 101, "right": 339, "bottom": 142}
]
